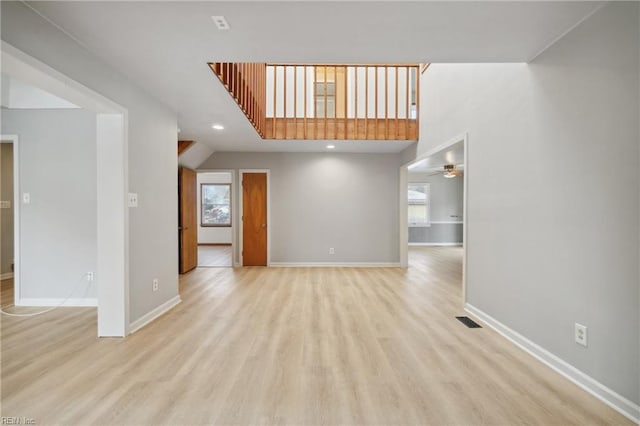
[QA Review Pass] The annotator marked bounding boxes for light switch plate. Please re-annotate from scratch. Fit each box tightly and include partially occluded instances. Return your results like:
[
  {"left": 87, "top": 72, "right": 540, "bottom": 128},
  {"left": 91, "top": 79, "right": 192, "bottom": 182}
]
[
  {"left": 128, "top": 193, "right": 138, "bottom": 208},
  {"left": 22, "top": 193, "right": 30, "bottom": 204}
]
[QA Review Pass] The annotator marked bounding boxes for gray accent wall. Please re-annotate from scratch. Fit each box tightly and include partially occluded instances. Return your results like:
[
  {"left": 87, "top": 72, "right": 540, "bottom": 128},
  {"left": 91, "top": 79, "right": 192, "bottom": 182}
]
[
  {"left": 2, "top": 2, "right": 179, "bottom": 322},
  {"left": 408, "top": 171, "right": 463, "bottom": 244},
  {"left": 1, "top": 143, "right": 14, "bottom": 275},
  {"left": 408, "top": 3, "right": 639, "bottom": 405},
  {"left": 199, "top": 152, "right": 401, "bottom": 264},
  {"left": 2, "top": 109, "right": 97, "bottom": 298}
]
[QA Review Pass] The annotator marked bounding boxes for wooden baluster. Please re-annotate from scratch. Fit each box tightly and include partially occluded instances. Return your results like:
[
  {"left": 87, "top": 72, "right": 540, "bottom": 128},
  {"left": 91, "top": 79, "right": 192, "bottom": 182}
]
[
  {"left": 354, "top": 66, "right": 358, "bottom": 140},
  {"left": 343, "top": 66, "right": 347, "bottom": 140},
  {"left": 375, "top": 66, "right": 378, "bottom": 140},
  {"left": 385, "top": 65, "right": 389, "bottom": 140},
  {"left": 415, "top": 66, "right": 420, "bottom": 140},
  {"left": 314, "top": 66, "right": 318, "bottom": 140},
  {"left": 249, "top": 64, "right": 253, "bottom": 128},
  {"left": 405, "top": 67, "right": 409, "bottom": 140},
  {"left": 395, "top": 66, "right": 399, "bottom": 139},
  {"left": 334, "top": 65, "right": 338, "bottom": 140},
  {"left": 283, "top": 66, "right": 287, "bottom": 139},
  {"left": 240, "top": 63, "right": 245, "bottom": 112},
  {"left": 324, "top": 65, "right": 328, "bottom": 139},
  {"left": 365, "top": 66, "right": 368, "bottom": 140},
  {"left": 304, "top": 66, "right": 308, "bottom": 139},
  {"left": 294, "top": 66, "right": 298, "bottom": 139},
  {"left": 273, "top": 65, "right": 277, "bottom": 138}
]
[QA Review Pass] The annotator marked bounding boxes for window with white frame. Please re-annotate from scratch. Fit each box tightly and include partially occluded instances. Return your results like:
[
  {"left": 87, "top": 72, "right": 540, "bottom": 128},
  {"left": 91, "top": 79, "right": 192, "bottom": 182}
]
[
  {"left": 408, "top": 183, "right": 430, "bottom": 226},
  {"left": 201, "top": 183, "right": 231, "bottom": 227}
]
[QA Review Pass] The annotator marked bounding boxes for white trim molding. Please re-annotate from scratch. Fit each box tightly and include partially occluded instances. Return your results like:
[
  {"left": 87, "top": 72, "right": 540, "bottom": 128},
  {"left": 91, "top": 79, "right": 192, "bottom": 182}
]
[
  {"left": 429, "top": 221, "right": 464, "bottom": 225},
  {"left": 17, "top": 298, "right": 97, "bottom": 307},
  {"left": 128, "top": 295, "right": 181, "bottom": 335},
  {"left": 0, "top": 273, "right": 14, "bottom": 280},
  {"left": 465, "top": 303, "right": 640, "bottom": 424},
  {"left": 270, "top": 262, "right": 401, "bottom": 268}
]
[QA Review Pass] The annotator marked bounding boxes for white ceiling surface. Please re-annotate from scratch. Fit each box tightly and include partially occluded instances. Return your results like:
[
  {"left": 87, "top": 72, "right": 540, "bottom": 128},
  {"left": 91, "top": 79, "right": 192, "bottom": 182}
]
[
  {"left": 1, "top": 73, "right": 80, "bottom": 109},
  {"left": 25, "top": 1, "right": 602, "bottom": 154},
  {"left": 409, "top": 140, "right": 464, "bottom": 173}
]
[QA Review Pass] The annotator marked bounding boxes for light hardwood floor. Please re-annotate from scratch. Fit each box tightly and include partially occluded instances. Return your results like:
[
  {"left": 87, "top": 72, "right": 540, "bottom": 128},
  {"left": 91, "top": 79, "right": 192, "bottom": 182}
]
[
  {"left": 198, "top": 244, "right": 233, "bottom": 267},
  {"left": 0, "top": 248, "right": 633, "bottom": 425}
]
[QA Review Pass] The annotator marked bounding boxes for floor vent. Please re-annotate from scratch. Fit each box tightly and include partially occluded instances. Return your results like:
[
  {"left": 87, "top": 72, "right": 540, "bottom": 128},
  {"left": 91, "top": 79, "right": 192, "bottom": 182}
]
[{"left": 456, "top": 316, "right": 482, "bottom": 328}]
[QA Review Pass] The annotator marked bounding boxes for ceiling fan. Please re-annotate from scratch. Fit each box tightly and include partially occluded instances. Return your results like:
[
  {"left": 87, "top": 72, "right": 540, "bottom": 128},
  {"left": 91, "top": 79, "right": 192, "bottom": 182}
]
[
  {"left": 443, "top": 164, "right": 463, "bottom": 178},
  {"left": 421, "top": 164, "right": 464, "bottom": 178}
]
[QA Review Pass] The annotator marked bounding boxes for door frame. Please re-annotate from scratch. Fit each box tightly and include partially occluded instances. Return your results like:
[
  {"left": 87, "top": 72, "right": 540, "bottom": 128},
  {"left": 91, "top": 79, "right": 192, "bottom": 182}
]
[
  {"left": 196, "top": 169, "right": 235, "bottom": 266},
  {"left": 400, "top": 132, "right": 469, "bottom": 305},
  {"left": 238, "top": 169, "right": 271, "bottom": 266},
  {"left": 0, "top": 135, "right": 20, "bottom": 306}
]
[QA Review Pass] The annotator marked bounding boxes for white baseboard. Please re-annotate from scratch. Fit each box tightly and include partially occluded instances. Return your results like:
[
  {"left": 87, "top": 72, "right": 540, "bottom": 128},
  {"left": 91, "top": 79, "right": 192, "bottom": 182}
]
[
  {"left": 409, "top": 242, "right": 462, "bottom": 247},
  {"left": 0, "top": 272, "right": 14, "bottom": 280},
  {"left": 128, "top": 295, "right": 181, "bottom": 334},
  {"left": 17, "top": 298, "right": 97, "bottom": 307},
  {"left": 465, "top": 303, "right": 640, "bottom": 424},
  {"left": 269, "top": 262, "right": 401, "bottom": 268}
]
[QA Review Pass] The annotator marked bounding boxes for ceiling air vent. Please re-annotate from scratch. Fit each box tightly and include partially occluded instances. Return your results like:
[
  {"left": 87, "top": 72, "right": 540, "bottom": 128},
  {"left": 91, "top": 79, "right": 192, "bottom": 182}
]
[{"left": 212, "top": 16, "right": 230, "bottom": 30}]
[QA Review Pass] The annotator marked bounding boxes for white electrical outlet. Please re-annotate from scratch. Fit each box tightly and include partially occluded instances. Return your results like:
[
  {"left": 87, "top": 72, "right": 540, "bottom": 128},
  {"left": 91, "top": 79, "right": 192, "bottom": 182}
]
[
  {"left": 152, "top": 278, "right": 159, "bottom": 292},
  {"left": 128, "top": 193, "right": 139, "bottom": 208},
  {"left": 329, "top": 247, "right": 335, "bottom": 255},
  {"left": 575, "top": 323, "right": 588, "bottom": 347},
  {"left": 22, "top": 193, "right": 30, "bottom": 204},
  {"left": 87, "top": 272, "right": 95, "bottom": 282}
]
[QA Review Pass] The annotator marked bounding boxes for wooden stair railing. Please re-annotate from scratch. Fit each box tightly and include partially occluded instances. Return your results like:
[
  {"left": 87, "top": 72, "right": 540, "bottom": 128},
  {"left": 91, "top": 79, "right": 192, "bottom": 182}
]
[
  {"left": 208, "top": 63, "right": 420, "bottom": 141},
  {"left": 209, "top": 63, "right": 267, "bottom": 137}
]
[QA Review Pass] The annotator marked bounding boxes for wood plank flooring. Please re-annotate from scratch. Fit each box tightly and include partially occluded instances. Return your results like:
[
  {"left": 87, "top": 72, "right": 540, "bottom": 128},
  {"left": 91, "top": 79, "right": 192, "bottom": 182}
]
[
  {"left": 198, "top": 244, "right": 233, "bottom": 267},
  {"left": 0, "top": 247, "right": 633, "bottom": 425}
]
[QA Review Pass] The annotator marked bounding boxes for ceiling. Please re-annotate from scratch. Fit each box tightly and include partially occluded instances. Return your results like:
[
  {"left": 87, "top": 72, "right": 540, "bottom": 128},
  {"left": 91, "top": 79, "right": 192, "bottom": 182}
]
[
  {"left": 408, "top": 140, "right": 464, "bottom": 173},
  {"left": 25, "top": 1, "right": 602, "bottom": 154}
]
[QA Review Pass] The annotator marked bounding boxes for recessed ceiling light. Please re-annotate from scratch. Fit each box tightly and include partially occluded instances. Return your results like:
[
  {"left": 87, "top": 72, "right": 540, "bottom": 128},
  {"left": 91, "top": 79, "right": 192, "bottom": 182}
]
[
  {"left": 326, "top": 144, "right": 335, "bottom": 149},
  {"left": 212, "top": 16, "right": 230, "bottom": 30},
  {"left": 212, "top": 124, "right": 224, "bottom": 130}
]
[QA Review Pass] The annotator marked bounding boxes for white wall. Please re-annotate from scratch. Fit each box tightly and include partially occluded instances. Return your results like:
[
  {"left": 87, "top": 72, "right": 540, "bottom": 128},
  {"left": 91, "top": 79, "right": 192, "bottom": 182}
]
[
  {"left": 406, "top": 2, "right": 639, "bottom": 408},
  {"left": 1, "top": 109, "right": 97, "bottom": 300},
  {"left": 196, "top": 172, "right": 232, "bottom": 244},
  {"left": 0, "top": 143, "right": 14, "bottom": 276},
  {"left": 199, "top": 152, "right": 401, "bottom": 264},
  {"left": 1, "top": 2, "right": 179, "bottom": 323}
]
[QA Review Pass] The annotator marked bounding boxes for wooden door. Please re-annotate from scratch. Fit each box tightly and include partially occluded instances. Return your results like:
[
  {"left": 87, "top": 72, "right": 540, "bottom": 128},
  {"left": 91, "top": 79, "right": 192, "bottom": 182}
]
[
  {"left": 242, "top": 173, "right": 267, "bottom": 266},
  {"left": 179, "top": 167, "right": 197, "bottom": 273}
]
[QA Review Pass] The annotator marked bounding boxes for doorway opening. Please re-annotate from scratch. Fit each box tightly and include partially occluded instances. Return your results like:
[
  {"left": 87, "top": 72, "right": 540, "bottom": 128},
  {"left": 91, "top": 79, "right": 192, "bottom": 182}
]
[
  {"left": 197, "top": 171, "right": 233, "bottom": 267},
  {"left": 400, "top": 133, "right": 468, "bottom": 303},
  {"left": 2, "top": 42, "right": 128, "bottom": 336},
  {"left": 0, "top": 136, "right": 18, "bottom": 310}
]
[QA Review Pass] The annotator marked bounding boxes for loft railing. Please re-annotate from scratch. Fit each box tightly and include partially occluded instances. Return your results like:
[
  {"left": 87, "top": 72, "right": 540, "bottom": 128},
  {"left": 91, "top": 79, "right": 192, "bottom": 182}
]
[
  {"left": 208, "top": 63, "right": 419, "bottom": 141},
  {"left": 209, "top": 62, "right": 267, "bottom": 137}
]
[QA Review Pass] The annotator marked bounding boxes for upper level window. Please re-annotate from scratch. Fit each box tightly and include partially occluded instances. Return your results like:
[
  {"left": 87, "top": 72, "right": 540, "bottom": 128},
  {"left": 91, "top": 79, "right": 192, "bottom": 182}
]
[
  {"left": 408, "top": 183, "right": 430, "bottom": 226},
  {"left": 201, "top": 183, "right": 231, "bottom": 227},
  {"left": 315, "top": 81, "right": 336, "bottom": 118}
]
